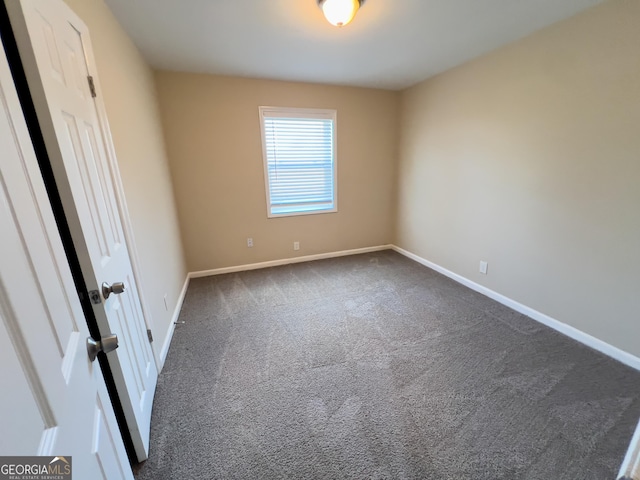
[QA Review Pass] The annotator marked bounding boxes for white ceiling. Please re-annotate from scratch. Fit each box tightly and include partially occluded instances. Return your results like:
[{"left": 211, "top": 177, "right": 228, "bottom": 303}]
[{"left": 103, "top": 0, "right": 605, "bottom": 91}]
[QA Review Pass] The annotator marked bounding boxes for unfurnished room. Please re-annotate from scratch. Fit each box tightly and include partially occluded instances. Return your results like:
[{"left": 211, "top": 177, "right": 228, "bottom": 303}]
[{"left": 0, "top": 0, "right": 639, "bottom": 479}]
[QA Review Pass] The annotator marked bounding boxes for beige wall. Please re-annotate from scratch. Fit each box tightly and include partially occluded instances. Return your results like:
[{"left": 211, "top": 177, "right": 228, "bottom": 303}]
[
  {"left": 397, "top": 0, "right": 640, "bottom": 357},
  {"left": 155, "top": 73, "right": 399, "bottom": 271},
  {"left": 63, "top": 0, "right": 187, "bottom": 358}
]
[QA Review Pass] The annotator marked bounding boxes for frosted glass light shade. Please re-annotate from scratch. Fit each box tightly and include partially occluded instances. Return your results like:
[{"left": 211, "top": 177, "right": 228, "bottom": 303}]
[{"left": 319, "top": 0, "right": 361, "bottom": 27}]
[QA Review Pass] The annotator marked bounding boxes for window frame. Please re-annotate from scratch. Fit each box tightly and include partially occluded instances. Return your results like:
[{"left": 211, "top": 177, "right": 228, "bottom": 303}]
[{"left": 259, "top": 106, "right": 338, "bottom": 219}]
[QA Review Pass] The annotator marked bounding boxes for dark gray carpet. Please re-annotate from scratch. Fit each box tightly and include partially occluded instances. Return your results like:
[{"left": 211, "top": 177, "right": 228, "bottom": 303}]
[{"left": 135, "top": 250, "right": 640, "bottom": 479}]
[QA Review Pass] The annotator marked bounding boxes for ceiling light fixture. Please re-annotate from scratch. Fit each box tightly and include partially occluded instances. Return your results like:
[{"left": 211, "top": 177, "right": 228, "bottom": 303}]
[{"left": 317, "top": 0, "right": 364, "bottom": 28}]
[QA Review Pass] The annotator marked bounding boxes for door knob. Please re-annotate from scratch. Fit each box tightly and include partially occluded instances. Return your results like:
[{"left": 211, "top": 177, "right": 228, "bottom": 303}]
[
  {"left": 102, "top": 281, "right": 125, "bottom": 300},
  {"left": 87, "top": 334, "right": 119, "bottom": 362}
]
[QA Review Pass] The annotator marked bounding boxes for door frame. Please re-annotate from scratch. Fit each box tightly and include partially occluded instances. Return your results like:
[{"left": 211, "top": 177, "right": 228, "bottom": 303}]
[{"left": 619, "top": 417, "right": 640, "bottom": 480}]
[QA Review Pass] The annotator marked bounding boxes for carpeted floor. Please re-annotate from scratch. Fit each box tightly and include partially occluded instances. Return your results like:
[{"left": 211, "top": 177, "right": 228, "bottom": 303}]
[{"left": 135, "top": 250, "right": 640, "bottom": 479}]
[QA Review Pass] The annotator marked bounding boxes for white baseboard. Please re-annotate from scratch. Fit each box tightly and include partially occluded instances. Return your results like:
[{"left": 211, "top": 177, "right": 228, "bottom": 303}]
[
  {"left": 158, "top": 275, "right": 190, "bottom": 371},
  {"left": 619, "top": 418, "right": 640, "bottom": 479},
  {"left": 391, "top": 245, "right": 640, "bottom": 372},
  {"left": 189, "top": 245, "right": 393, "bottom": 278}
]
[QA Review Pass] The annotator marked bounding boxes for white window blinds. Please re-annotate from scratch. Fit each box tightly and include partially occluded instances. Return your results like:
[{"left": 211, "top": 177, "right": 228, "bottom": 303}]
[{"left": 259, "top": 107, "right": 337, "bottom": 217}]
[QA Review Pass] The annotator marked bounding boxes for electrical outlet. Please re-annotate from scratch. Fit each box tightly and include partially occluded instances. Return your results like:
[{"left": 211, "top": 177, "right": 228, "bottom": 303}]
[
  {"left": 293, "top": 241, "right": 300, "bottom": 251},
  {"left": 479, "top": 261, "right": 488, "bottom": 275},
  {"left": 163, "top": 293, "right": 168, "bottom": 311},
  {"left": 247, "top": 237, "right": 253, "bottom": 248}
]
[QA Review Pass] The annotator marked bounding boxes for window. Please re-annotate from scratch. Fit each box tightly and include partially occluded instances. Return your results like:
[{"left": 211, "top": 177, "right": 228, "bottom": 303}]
[{"left": 259, "top": 106, "right": 337, "bottom": 217}]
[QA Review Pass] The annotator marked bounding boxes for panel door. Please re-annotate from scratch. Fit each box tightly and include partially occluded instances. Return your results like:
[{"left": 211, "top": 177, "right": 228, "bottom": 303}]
[
  {"left": 0, "top": 35, "right": 133, "bottom": 479},
  {"left": 6, "top": 0, "right": 158, "bottom": 459}
]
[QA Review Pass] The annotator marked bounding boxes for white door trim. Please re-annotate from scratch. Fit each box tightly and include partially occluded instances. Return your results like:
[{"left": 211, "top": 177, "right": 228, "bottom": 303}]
[{"left": 619, "top": 418, "right": 640, "bottom": 479}]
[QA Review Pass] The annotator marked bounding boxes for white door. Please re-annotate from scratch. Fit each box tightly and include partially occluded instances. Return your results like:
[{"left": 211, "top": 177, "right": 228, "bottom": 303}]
[
  {"left": 6, "top": 0, "right": 158, "bottom": 460},
  {"left": 0, "top": 36, "right": 133, "bottom": 479}
]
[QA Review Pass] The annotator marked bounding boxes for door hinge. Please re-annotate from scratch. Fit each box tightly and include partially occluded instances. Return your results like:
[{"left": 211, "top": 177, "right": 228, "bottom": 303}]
[
  {"left": 147, "top": 329, "right": 153, "bottom": 343},
  {"left": 87, "top": 75, "right": 97, "bottom": 98}
]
